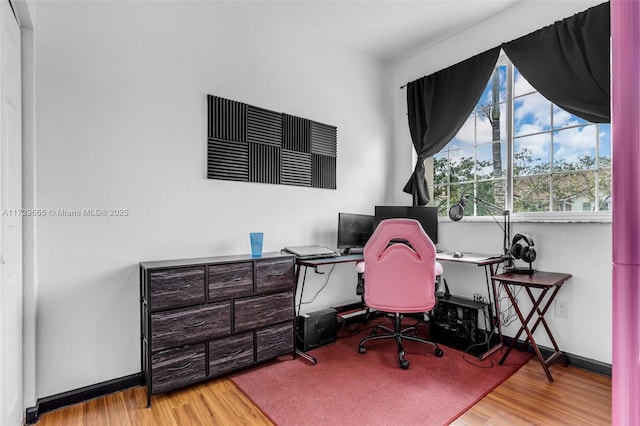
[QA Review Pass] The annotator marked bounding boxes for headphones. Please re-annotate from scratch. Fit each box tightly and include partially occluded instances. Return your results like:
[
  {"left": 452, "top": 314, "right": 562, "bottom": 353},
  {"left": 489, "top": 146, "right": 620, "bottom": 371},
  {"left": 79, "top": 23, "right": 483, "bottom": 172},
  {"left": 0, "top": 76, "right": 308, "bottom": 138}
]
[{"left": 510, "top": 233, "right": 537, "bottom": 264}]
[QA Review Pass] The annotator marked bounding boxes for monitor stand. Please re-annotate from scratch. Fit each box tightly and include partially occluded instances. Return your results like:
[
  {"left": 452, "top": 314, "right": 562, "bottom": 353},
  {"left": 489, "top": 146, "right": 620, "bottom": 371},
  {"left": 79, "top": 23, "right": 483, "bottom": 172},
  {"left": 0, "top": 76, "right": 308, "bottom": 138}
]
[{"left": 348, "top": 247, "right": 364, "bottom": 254}]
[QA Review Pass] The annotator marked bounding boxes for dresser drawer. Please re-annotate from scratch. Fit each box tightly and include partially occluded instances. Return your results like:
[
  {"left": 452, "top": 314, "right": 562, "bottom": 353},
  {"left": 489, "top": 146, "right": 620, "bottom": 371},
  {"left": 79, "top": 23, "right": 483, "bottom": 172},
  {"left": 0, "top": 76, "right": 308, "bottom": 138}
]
[
  {"left": 151, "top": 344, "right": 206, "bottom": 393},
  {"left": 208, "top": 262, "right": 253, "bottom": 299},
  {"left": 151, "top": 302, "right": 231, "bottom": 351},
  {"left": 209, "top": 332, "right": 254, "bottom": 376},
  {"left": 234, "top": 291, "right": 293, "bottom": 332},
  {"left": 149, "top": 267, "right": 205, "bottom": 310},
  {"left": 256, "top": 322, "right": 294, "bottom": 362},
  {"left": 255, "top": 258, "right": 294, "bottom": 293}
]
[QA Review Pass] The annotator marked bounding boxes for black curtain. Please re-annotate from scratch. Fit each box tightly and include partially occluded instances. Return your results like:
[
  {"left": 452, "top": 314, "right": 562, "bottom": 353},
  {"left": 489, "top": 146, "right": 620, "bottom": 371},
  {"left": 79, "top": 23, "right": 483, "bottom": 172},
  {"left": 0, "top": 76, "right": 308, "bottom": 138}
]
[
  {"left": 404, "top": 47, "right": 501, "bottom": 206},
  {"left": 502, "top": 2, "right": 610, "bottom": 123}
]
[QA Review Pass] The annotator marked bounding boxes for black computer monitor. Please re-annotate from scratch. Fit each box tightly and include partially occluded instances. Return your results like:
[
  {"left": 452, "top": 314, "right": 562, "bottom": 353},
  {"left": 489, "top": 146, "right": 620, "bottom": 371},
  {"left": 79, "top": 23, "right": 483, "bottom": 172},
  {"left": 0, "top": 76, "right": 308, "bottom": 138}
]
[
  {"left": 374, "top": 206, "right": 439, "bottom": 244},
  {"left": 337, "top": 213, "right": 375, "bottom": 252}
]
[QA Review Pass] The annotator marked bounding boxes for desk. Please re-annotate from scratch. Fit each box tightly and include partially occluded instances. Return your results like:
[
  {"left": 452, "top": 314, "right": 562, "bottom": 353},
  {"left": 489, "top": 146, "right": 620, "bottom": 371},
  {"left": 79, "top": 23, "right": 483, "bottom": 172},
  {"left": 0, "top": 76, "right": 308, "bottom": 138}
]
[
  {"left": 492, "top": 271, "right": 571, "bottom": 381},
  {"left": 435, "top": 253, "right": 506, "bottom": 360},
  {"left": 294, "top": 252, "right": 505, "bottom": 363}
]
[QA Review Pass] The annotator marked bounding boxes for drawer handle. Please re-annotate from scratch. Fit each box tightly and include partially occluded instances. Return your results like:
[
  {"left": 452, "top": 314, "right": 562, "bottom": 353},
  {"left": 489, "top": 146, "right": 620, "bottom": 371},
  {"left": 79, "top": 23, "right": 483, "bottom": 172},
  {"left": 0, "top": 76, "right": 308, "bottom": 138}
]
[
  {"left": 176, "top": 284, "right": 191, "bottom": 289},
  {"left": 223, "top": 348, "right": 243, "bottom": 357},
  {"left": 184, "top": 320, "right": 206, "bottom": 328},
  {"left": 168, "top": 362, "right": 192, "bottom": 372}
]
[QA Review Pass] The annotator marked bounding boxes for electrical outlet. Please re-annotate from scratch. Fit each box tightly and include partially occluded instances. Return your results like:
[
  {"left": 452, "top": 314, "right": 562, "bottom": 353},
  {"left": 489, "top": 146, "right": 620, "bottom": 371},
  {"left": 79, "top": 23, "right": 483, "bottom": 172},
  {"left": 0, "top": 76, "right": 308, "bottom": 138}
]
[{"left": 555, "top": 299, "right": 569, "bottom": 319}]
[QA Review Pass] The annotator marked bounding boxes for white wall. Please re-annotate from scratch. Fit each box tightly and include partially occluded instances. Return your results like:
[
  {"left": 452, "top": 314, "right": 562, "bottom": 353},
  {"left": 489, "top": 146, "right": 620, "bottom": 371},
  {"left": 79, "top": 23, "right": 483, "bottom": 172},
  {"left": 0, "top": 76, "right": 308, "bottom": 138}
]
[
  {"left": 31, "top": 1, "right": 392, "bottom": 397},
  {"left": 391, "top": 0, "right": 612, "bottom": 364}
]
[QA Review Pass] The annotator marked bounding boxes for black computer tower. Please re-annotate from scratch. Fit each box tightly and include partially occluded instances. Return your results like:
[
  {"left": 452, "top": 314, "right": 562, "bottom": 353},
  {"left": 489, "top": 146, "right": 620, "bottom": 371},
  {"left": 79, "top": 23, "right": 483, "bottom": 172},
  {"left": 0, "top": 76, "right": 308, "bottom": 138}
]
[
  {"left": 430, "top": 295, "right": 486, "bottom": 352},
  {"left": 296, "top": 308, "right": 337, "bottom": 352}
]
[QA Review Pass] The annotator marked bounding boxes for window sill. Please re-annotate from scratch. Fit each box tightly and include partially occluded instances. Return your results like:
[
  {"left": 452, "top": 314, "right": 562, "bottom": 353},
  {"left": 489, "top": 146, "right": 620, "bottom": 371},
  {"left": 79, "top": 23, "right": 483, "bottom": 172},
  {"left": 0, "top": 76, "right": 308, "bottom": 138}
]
[{"left": 443, "top": 212, "right": 612, "bottom": 224}]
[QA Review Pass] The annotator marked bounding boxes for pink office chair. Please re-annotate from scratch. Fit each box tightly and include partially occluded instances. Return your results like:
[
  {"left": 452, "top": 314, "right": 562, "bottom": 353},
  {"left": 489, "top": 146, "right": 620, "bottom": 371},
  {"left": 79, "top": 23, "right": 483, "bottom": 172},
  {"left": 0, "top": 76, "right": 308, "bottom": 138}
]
[{"left": 357, "top": 218, "right": 443, "bottom": 369}]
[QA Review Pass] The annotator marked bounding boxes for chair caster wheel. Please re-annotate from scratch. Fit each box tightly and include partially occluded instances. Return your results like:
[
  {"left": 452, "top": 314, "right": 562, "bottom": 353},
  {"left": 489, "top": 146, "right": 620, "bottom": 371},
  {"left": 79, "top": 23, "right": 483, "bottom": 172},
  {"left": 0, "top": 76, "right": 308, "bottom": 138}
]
[
  {"left": 435, "top": 348, "right": 443, "bottom": 357},
  {"left": 359, "top": 347, "right": 367, "bottom": 354},
  {"left": 400, "top": 360, "right": 410, "bottom": 369}
]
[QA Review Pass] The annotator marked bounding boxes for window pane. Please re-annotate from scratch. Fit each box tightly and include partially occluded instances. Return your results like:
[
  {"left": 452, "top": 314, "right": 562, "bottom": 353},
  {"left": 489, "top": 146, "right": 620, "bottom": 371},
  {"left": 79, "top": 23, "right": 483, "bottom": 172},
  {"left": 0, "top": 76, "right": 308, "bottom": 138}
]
[
  {"left": 433, "top": 185, "right": 448, "bottom": 217},
  {"left": 599, "top": 125, "right": 611, "bottom": 162},
  {"left": 477, "top": 180, "right": 506, "bottom": 214},
  {"left": 552, "top": 171, "right": 596, "bottom": 212},
  {"left": 478, "top": 65, "right": 507, "bottom": 105},
  {"left": 513, "top": 68, "right": 535, "bottom": 97},
  {"left": 477, "top": 102, "right": 506, "bottom": 144},
  {"left": 553, "top": 105, "right": 588, "bottom": 129},
  {"left": 553, "top": 126, "right": 597, "bottom": 172},
  {"left": 598, "top": 124, "right": 612, "bottom": 212},
  {"left": 476, "top": 142, "right": 506, "bottom": 178},
  {"left": 433, "top": 152, "right": 448, "bottom": 185},
  {"left": 514, "top": 175, "right": 550, "bottom": 212},
  {"left": 598, "top": 167, "right": 612, "bottom": 211},
  {"left": 514, "top": 92, "right": 551, "bottom": 137},
  {"left": 514, "top": 133, "right": 551, "bottom": 176},
  {"left": 449, "top": 147, "right": 475, "bottom": 183},
  {"left": 448, "top": 115, "right": 474, "bottom": 149},
  {"left": 450, "top": 183, "right": 474, "bottom": 216}
]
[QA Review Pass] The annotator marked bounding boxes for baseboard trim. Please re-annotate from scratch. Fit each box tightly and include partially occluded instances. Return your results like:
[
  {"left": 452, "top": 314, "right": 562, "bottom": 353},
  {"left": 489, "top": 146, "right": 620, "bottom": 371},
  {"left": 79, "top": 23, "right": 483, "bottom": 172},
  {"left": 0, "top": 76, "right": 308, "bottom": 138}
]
[
  {"left": 502, "top": 336, "right": 612, "bottom": 377},
  {"left": 25, "top": 373, "right": 144, "bottom": 424}
]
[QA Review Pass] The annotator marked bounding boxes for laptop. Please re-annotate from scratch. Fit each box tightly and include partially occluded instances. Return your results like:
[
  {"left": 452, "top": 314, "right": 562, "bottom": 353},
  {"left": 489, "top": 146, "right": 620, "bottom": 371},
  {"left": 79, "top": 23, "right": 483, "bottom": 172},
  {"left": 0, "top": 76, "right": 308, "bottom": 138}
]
[{"left": 283, "top": 245, "right": 340, "bottom": 259}]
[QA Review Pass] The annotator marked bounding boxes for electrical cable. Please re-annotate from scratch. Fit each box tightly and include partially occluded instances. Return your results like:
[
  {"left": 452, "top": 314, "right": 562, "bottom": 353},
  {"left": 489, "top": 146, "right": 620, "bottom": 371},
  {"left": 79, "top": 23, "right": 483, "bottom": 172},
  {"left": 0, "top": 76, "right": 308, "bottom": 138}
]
[
  {"left": 462, "top": 328, "right": 497, "bottom": 368},
  {"left": 299, "top": 264, "right": 336, "bottom": 305}
]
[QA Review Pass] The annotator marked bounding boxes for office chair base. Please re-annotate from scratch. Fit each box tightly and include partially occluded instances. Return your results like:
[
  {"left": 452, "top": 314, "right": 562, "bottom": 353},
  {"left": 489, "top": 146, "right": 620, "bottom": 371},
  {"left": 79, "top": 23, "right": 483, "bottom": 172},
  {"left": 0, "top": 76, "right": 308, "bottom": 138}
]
[{"left": 358, "top": 313, "right": 443, "bottom": 369}]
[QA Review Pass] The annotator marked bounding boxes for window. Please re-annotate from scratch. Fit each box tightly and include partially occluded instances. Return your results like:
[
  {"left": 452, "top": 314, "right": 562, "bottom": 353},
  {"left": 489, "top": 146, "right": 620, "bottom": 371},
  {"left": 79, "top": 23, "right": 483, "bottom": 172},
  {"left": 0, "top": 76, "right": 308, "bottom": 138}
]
[{"left": 432, "top": 54, "right": 611, "bottom": 219}]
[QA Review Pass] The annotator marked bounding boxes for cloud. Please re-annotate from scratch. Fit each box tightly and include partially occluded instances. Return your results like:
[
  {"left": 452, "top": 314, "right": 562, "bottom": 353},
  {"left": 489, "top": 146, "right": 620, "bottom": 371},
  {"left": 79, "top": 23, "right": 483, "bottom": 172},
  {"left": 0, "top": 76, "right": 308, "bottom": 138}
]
[
  {"left": 448, "top": 116, "right": 475, "bottom": 148},
  {"left": 515, "top": 133, "right": 550, "bottom": 161},
  {"left": 514, "top": 92, "right": 551, "bottom": 135},
  {"left": 554, "top": 126, "right": 596, "bottom": 164}
]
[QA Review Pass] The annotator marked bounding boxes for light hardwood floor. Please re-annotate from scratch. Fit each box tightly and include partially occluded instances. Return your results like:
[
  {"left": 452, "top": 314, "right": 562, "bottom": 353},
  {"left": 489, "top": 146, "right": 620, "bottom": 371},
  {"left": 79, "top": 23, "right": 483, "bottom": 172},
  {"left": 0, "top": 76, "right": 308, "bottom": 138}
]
[{"left": 36, "top": 358, "right": 610, "bottom": 426}]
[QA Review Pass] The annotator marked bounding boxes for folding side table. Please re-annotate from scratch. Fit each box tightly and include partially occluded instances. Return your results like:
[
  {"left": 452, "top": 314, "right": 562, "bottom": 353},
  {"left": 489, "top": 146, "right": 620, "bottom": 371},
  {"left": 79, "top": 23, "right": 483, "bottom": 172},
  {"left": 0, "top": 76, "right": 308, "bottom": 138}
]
[{"left": 492, "top": 271, "right": 571, "bottom": 381}]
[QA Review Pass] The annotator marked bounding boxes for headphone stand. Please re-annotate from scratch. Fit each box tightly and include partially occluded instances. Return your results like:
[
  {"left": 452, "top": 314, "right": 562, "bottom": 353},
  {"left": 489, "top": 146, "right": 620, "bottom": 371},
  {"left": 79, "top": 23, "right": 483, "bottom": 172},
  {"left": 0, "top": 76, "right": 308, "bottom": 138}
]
[{"left": 509, "top": 264, "right": 535, "bottom": 275}]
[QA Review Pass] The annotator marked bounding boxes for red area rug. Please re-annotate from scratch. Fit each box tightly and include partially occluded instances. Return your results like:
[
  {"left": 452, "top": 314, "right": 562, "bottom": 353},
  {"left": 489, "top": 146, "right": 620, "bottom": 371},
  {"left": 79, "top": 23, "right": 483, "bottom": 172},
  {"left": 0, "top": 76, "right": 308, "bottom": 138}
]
[{"left": 230, "top": 320, "right": 532, "bottom": 425}]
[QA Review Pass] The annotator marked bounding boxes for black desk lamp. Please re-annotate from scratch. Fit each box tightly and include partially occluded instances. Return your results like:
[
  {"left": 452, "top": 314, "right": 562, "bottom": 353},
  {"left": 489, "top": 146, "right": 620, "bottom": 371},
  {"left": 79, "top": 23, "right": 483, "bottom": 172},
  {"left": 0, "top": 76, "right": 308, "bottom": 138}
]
[{"left": 448, "top": 193, "right": 512, "bottom": 267}]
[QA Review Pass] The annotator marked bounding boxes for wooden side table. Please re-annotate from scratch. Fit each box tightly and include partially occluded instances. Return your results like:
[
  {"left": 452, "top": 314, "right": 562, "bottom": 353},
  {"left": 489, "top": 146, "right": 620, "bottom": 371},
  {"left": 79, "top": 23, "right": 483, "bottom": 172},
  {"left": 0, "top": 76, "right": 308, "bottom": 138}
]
[{"left": 492, "top": 271, "right": 572, "bottom": 381}]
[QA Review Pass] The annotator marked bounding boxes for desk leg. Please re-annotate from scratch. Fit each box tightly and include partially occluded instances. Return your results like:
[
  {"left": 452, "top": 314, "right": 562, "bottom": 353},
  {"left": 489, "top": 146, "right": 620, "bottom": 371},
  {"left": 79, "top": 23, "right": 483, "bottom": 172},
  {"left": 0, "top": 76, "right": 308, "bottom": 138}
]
[
  {"left": 478, "top": 264, "right": 503, "bottom": 361},
  {"left": 487, "top": 263, "right": 503, "bottom": 340},
  {"left": 498, "top": 284, "right": 566, "bottom": 382},
  {"left": 293, "top": 265, "right": 318, "bottom": 365},
  {"left": 525, "top": 287, "right": 566, "bottom": 364},
  {"left": 295, "top": 349, "right": 317, "bottom": 365}
]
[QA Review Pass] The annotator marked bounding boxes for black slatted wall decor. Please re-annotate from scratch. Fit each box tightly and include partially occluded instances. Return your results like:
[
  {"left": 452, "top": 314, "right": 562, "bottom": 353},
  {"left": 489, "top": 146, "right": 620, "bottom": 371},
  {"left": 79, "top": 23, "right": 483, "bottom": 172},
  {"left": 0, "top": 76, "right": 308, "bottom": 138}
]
[
  {"left": 282, "top": 150, "right": 312, "bottom": 186},
  {"left": 207, "top": 95, "right": 249, "bottom": 181},
  {"left": 208, "top": 95, "right": 247, "bottom": 142},
  {"left": 313, "top": 155, "right": 337, "bottom": 189},
  {"left": 310, "top": 121, "right": 337, "bottom": 157},
  {"left": 249, "top": 143, "right": 280, "bottom": 184},
  {"left": 247, "top": 105, "right": 283, "bottom": 146},
  {"left": 310, "top": 121, "right": 337, "bottom": 189},
  {"left": 283, "top": 114, "right": 310, "bottom": 153},
  {"left": 207, "top": 141, "right": 249, "bottom": 181},
  {"left": 207, "top": 95, "right": 336, "bottom": 189}
]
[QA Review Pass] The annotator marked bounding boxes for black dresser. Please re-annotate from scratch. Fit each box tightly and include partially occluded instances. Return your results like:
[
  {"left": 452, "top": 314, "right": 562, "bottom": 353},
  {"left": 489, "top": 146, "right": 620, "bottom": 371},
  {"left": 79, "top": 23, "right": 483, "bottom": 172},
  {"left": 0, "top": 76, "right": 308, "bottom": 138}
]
[{"left": 140, "top": 252, "right": 295, "bottom": 406}]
